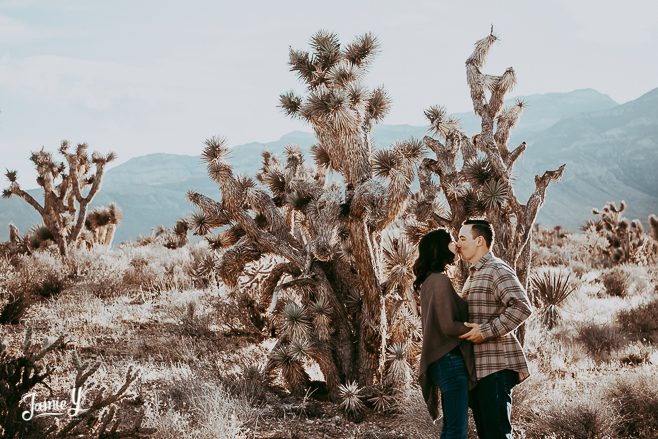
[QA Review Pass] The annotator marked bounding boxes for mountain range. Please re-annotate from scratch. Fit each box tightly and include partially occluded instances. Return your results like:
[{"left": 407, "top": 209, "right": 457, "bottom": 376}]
[{"left": 1, "top": 88, "right": 656, "bottom": 243}]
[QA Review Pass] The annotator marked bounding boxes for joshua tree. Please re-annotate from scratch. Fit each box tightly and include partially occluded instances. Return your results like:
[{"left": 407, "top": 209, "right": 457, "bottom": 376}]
[
  {"left": 2, "top": 141, "right": 115, "bottom": 257},
  {"left": 81, "top": 202, "right": 123, "bottom": 248},
  {"left": 409, "top": 29, "right": 565, "bottom": 289},
  {"left": 584, "top": 201, "right": 657, "bottom": 265},
  {"left": 137, "top": 220, "right": 189, "bottom": 249},
  {"left": 187, "top": 29, "right": 563, "bottom": 399},
  {"left": 188, "top": 31, "right": 422, "bottom": 399},
  {"left": 650, "top": 214, "right": 658, "bottom": 242}
]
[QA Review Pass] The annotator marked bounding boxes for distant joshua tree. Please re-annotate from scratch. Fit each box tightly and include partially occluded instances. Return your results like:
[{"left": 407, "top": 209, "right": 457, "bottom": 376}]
[
  {"left": 187, "top": 30, "right": 563, "bottom": 400},
  {"left": 2, "top": 141, "right": 115, "bottom": 257},
  {"left": 81, "top": 202, "right": 123, "bottom": 248},
  {"left": 585, "top": 201, "right": 657, "bottom": 265}
]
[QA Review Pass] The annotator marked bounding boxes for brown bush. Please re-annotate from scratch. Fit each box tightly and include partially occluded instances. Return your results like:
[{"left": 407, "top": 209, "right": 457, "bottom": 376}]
[
  {"left": 577, "top": 322, "right": 626, "bottom": 360},
  {"left": 601, "top": 267, "right": 630, "bottom": 297},
  {"left": 606, "top": 371, "right": 658, "bottom": 439},
  {"left": 616, "top": 297, "right": 658, "bottom": 343},
  {"left": 525, "top": 397, "right": 620, "bottom": 439}
]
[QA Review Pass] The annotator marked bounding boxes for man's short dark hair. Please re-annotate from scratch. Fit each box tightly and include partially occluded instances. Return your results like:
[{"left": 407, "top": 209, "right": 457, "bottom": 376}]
[{"left": 464, "top": 219, "right": 494, "bottom": 248}]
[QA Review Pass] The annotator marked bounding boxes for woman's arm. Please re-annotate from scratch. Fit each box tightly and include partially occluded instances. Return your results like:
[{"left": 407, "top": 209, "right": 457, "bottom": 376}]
[{"left": 430, "top": 275, "right": 470, "bottom": 337}]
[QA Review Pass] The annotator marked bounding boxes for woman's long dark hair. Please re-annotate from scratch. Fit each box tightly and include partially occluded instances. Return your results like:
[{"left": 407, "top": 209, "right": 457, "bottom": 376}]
[{"left": 413, "top": 229, "right": 455, "bottom": 291}]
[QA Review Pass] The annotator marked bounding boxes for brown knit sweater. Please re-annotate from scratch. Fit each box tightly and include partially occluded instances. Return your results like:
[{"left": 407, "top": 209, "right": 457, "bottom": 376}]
[{"left": 418, "top": 272, "right": 476, "bottom": 420}]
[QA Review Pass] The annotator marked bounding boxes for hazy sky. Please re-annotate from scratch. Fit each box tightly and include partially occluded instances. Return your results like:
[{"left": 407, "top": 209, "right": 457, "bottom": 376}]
[{"left": 1, "top": 0, "right": 657, "bottom": 187}]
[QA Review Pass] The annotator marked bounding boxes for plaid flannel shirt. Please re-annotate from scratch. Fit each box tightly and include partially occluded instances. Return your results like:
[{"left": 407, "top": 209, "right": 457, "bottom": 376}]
[{"left": 462, "top": 252, "right": 532, "bottom": 382}]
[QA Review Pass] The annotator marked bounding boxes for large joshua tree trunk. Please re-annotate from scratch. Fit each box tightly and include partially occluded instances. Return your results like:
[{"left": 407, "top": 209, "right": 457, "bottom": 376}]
[{"left": 3, "top": 142, "right": 116, "bottom": 257}]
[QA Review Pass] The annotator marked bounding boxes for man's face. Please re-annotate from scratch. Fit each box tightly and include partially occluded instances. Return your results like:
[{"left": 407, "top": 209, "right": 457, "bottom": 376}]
[{"left": 457, "top": 224, "right": 479, "bottom": 263}]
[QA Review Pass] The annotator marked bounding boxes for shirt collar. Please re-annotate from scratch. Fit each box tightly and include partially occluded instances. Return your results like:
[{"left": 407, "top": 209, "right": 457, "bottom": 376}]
[{"left": 470, "top": 251, "right": 493, "bottom": 272}]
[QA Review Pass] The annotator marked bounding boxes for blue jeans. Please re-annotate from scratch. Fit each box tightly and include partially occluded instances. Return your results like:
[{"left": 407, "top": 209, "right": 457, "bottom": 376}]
[
  {"left": 428, "top": 350, "right": 469, "bottom": 439},
  {"left": 469, "top": 369, "right": 518, "bottom": 439}
]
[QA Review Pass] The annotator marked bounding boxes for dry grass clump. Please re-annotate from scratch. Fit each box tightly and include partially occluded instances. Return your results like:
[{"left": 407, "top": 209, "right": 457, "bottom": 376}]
[
  {"left": 216, "top": 361, "right": 270, "bottom": 404},
  {"left": 0, "top": 251, "right": 70, "bottom": 324},
  {"left": 528, "top": 396, "right": 621, "bottom": 439},
  {"left": 616, "top": 297, "right": 658, "bottom": 343},
  {"left": 576, "top": 322, "right": 626, "bottom": 360},
  {"left": 65, "top": 247, "right": 127, "bottom": 297},
  {"left": 605, "top": 370, "right": 658, "bottom": 438},
  {"left": 601, "top": 266, "right": 631, "bottom": 297},
  {"left": 517, "top": 370, "right": 658, "bottom": 439},
  {"left": 144, "top": 375, "right": 255, "bottom": 439}
]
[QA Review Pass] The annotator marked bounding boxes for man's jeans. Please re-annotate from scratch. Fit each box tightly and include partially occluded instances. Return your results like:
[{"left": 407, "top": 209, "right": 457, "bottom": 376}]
[
  {"left": 428, "top": 349, "right": 469, "bottom": 439},
  {"left": 470, "top": 369, "right": 518, "bottom": 439}
]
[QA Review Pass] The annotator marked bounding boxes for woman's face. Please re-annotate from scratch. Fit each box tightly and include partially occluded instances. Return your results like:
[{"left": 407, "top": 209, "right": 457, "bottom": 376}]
[{"left": 448, "top": 240, "right": 460, "bottom": 260}]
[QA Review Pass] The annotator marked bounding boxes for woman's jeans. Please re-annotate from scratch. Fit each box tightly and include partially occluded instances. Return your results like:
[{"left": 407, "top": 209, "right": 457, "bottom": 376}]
[{"left": 428, "top": 349, "right": 469, "bottom": 439}]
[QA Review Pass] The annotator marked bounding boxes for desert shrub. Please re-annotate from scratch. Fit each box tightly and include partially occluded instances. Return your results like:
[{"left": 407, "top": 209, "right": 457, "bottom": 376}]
[
  {"left": 0, "top": 292, "right": 33, "bottom": 325},
  {"left": 217, "top": 362, "right": 269, "bottom": 404},
  {"left": 121, "top": 245, "right": 199, "bottom": 294},
  {"left": 529, "top": 397, "right": 621, "bottom": 439},
  {"left": 577, "top": 322, "right": 626, "bottom": 360},
  {"left": 65, "top": 247, "right": 127, "bottom": 297},
  {"left": 0, "top": 330, "right": 152, "bottom": 438},
  {"left": 0, "top": 252, "right": 69, "bottom": 324},
  {"left": 601, "top": 266, "right": 630, "bottom": 297},
  {"left": 606, "top": 371, "right": 658, "bottom": 438},
  {"left": 153, "top": 376, "right": 254, "bottom": 438},
  {"left": 616, "top": 297, "right": 658, "bottom": 343},
  {"left": 16, "top": 251, "right": 69, "bottom": 298},
  {"left": 531, "top": 245, "right": 569, "bottom": 267},
  {"left": 533, "top": 224, "right": 570, "bottom": 248},
  {"left": 569, "top": 260, "right": 589, "bottom": 278},
  {"left": 530, "top": 269, "right": 577, "bottom": 330},
  {"left": 177, "top": 301, "right": 214, "bottom": 338},
  {"left": 615, "top": 341, "right": 652, "bottom": 366},
  {"left": 584, "top": 201, "right": 657, "bottom": 266}
]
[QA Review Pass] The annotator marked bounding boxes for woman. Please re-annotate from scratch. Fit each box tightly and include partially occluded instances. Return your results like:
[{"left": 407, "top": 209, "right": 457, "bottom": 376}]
[{"left": 415, "top": 229, "right": 476, "bottom": 439}]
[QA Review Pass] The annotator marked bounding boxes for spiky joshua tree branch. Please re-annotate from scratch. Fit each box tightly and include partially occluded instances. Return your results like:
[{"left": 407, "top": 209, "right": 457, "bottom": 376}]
[{"left": 410, "top": 29, "right": 565, "bottom": 288}]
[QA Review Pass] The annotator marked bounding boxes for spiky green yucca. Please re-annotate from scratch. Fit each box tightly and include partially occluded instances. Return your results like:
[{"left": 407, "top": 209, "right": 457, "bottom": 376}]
[{"left": 530, "top": 271, "right": 576, "bottom": 329}]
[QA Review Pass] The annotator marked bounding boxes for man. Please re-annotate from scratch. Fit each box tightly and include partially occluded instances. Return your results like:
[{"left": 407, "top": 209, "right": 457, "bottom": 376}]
[{"left": 456, "top": 219, "right": 532, "bottom": 439}]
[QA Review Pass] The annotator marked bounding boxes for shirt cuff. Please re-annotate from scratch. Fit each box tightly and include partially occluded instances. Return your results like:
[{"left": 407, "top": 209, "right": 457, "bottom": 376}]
[{"left": 479, "top": 323, "right": 496, "bottom": 340}]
